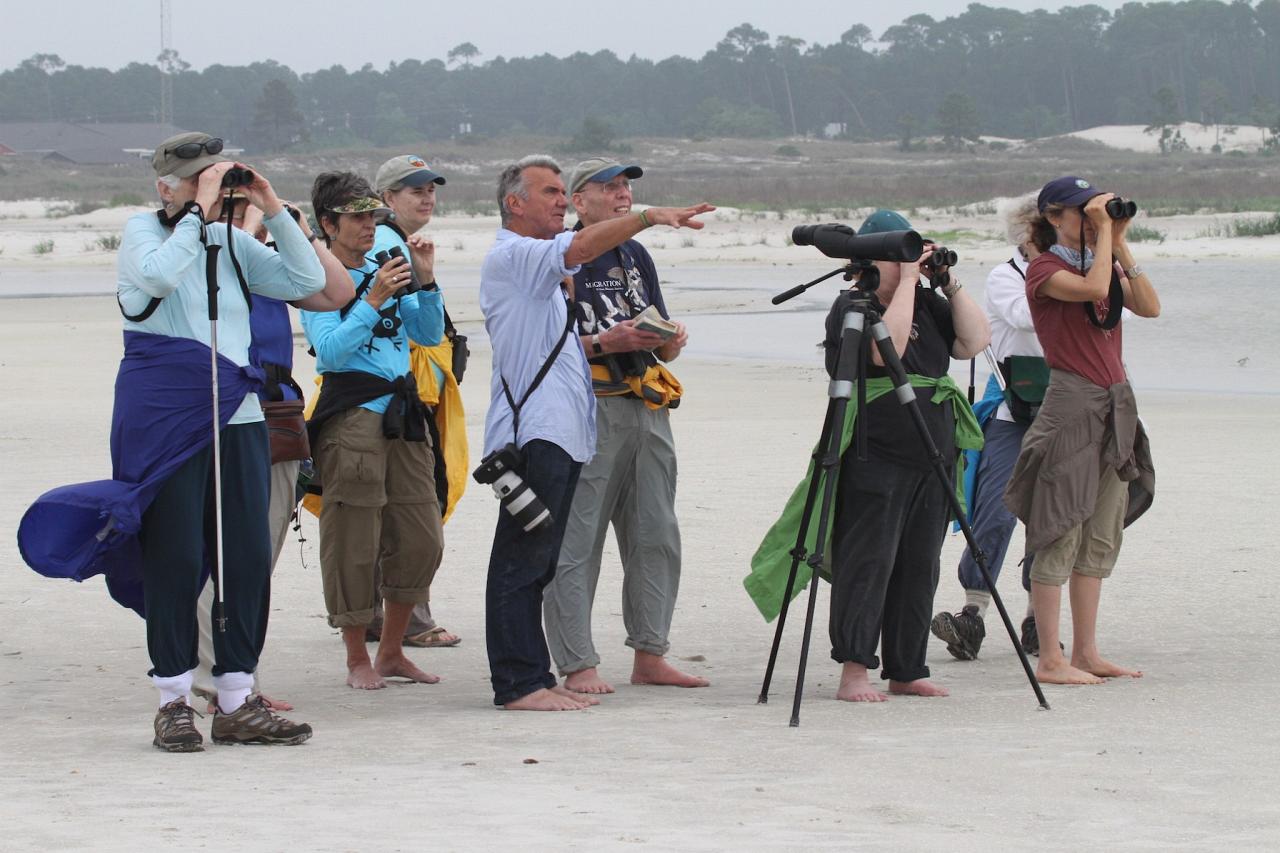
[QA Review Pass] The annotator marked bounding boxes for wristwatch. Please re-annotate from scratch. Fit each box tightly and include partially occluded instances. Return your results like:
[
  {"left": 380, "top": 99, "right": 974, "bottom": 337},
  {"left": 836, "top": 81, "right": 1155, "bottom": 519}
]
[
  {"left": 1124, "top": 264, "right": 1144, "bottom": 279},
  {"left": 591, "top": 333, "right": 603, "bottom": 354}
]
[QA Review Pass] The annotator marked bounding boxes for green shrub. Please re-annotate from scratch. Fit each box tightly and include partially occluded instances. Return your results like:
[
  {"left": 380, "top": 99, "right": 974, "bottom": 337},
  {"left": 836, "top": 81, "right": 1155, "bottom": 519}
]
[
  {"left": 96, "top": 234, "right": 123, "bottom": 251},
  {"left": 109, "top": 192, "right": 147, "bottom": 207},
  {"left": 1126, "top": 224, "right": 1166, "bottom": 243},
  {"left": 33, "top": 239, "right": 55, "bottom": 255},
  {"left": 775, "top": 144, "right": 802, "bottom": 157}
]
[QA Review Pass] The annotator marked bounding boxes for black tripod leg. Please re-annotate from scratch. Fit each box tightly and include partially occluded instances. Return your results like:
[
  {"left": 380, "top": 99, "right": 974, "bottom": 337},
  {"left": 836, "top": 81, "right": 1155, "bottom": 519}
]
[
  {"left": 758, "top": 400, "right": 839, "bottom": 704},
  {"left": 868, "top": 320, "right": 1050, "bottom": 710}
]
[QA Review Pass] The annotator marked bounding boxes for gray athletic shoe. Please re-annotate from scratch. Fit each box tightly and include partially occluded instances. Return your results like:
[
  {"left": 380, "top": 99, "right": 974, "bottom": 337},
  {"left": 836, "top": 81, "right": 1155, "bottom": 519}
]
[
  {"left": 930, "top": 605, "right": 986, "bottom": 661},
  {"left": 153, "top": 699, "right": 204, "bottom": 753},
  {"left": 211, "top": 694, "right": 312, "bottom": 746}
]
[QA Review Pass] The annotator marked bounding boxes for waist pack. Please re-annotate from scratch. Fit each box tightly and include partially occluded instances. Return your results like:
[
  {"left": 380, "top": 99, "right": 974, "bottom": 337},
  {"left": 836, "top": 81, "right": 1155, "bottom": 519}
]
[
  {"left": 999, "top": 355, "right": 1050, "bottom": 425},
  {"left": 262, "top": 399, "right": 310, "bottom": 464},
  {"left": 590, "top": 362, "right": 683, "bottom": 410}
]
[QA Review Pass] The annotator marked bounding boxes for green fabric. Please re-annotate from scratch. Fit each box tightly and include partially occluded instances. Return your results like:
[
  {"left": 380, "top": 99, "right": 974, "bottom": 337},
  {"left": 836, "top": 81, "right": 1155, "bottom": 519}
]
[{"left": 743, "top": 374, "right": 983, "bottom": 623}]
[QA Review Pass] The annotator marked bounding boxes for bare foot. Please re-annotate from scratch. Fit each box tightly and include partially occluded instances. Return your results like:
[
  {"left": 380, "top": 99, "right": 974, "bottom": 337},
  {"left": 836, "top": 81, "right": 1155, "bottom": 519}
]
[
  {"left": 552, "top": 684, "right": 600, "bottom": 706},
  {"left": 630, "top": 652, "right": 710, "bottom": 688},
  {"left": 346, "top": 661, "right": 387, "bottom": 690},
  {"left": 374, "top": 652, "right": 441, "bottom": 684},
  {"left": 262, "top": 694, "right": 294, "bottom": 711},
  {"left": 564, "top": 667, "right": 616, "bottom": 694},
  {"left": 503, "top": 687, "right": 590, "bottom": 711},
  {"left": 1074, "top": 655, "right": 1143, "bottom": 679},
  {"left": 889, "top": 678, "right": 950, "bottom": 697},
  {"left": 836, "top": 665, "right": 888, "bottom": 703},
  {"left": 1037, "top": 658, "right": 1104, "bottom": 685}
]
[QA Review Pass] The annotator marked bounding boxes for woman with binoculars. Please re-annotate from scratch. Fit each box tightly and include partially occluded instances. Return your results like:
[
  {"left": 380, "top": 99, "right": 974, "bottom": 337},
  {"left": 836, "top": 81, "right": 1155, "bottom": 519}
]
[{"left": 1005, "top": 176, "right": 1160, "bottom": 686}]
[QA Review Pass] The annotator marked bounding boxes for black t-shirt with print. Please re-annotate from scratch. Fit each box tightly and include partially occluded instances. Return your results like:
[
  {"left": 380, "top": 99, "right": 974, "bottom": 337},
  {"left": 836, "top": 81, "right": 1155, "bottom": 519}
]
[
  {"left": 823, "top": 285, "right": 958, "bottom": 469},
  {"left": 570, "top": 233, "right": 668, "bottom": 375}
]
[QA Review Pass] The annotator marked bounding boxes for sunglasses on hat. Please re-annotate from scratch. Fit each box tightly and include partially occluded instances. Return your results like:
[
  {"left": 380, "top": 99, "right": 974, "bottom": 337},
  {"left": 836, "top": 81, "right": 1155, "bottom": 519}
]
[{"left": 166, "top": 137, "right": 225, "bottom": 159}]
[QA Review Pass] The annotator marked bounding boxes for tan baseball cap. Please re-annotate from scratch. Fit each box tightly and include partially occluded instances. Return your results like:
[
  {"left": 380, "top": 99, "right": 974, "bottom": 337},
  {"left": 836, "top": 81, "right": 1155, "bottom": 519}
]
[
  {"left": 375, "top": 155, "right": 447, "bottom": 194},
  {"left": 152, "top": 132, "right": 229, "bottom": 178},
  {"left": 567, "top": 158, "right": 643, "bottom": 195}
]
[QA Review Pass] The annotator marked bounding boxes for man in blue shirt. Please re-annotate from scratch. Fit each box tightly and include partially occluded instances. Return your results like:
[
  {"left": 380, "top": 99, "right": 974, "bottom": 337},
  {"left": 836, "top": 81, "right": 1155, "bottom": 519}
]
[
  {"left": 480, "top": 154, "right": 712, "bottom": 711},
  {"left": 117, "top": 132, "right": 323, "bottom": 750},
  {"left": 301, "top": 171, "right": 446, "bottom": 691}
]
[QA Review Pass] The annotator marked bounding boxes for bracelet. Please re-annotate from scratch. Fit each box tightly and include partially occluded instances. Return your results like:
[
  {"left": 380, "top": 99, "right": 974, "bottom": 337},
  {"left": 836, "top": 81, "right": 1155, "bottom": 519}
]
[
  {"left": 942, "top": 281, "right": 963, "bottom": 298},
  {"left": 306, "top": 233, "right": 320, "bottom": 243},
  {"left": 423, "top": 280, "right": 439, "bottom": 292},
  {"left": 638, "top": 209, "right": 651, "bottom": 228},
  {"left": 1124, "top": 264, "right": 1144, "bottom": 279},
  {"left": 591, "top": 333, "right": 603, "bottom": 354}
]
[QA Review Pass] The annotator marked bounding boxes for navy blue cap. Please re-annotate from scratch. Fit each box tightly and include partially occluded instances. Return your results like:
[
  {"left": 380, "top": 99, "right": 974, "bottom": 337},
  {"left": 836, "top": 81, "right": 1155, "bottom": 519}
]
[
  {"left": 1037, "top": 176, "right": 1103, "bottom": 212},
  {"left": 857, "top": 208, "right": 913, "bottom": 236}
]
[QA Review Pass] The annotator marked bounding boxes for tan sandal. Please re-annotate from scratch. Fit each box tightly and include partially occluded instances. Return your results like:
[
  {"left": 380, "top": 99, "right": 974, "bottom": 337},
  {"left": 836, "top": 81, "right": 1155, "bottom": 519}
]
[{"left": 403, "top": 625, "right": 462, "bottom": 648}]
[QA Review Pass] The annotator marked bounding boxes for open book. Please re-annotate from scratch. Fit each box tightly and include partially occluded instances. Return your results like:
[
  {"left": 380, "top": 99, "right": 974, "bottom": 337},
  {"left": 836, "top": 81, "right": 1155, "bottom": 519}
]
[{"left": 632, "top": 304, "right": 678, "bottom": 340}]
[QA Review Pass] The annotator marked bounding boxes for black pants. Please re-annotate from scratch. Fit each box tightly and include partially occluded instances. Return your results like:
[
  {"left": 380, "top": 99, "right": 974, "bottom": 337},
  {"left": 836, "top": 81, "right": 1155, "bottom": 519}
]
[
  {"left": 485, "top": 440, "right": 582, "bottom": 705},
  {"left": 140, "top": 422, "right": 272, "bottom": 678},
  {"left": 829, "top": 453, "right": 948, "bottom": 682}
]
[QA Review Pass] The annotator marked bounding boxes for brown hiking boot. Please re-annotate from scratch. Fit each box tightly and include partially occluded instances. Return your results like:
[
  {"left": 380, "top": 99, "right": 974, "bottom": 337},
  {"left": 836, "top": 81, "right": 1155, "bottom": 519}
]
[
  {"left": 153, "top": 699, "right": 204, "bottom": 753},
  {"left": 211, "top": 694, "right": 312, "bottom": 746}
]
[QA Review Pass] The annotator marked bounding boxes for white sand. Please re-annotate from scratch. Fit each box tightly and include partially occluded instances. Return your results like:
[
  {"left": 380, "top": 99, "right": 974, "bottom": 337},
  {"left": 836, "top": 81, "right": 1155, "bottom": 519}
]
[
  {"left": 1, "top": 268, "right": 1279, "bottom": 850},
  {"left": 1067, "top": 122, "right": 1272, "bottom": 155}
]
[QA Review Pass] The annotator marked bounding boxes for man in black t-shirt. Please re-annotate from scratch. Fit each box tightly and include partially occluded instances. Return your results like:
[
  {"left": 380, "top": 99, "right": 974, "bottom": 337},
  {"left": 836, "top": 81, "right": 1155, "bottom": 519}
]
[
  {"left": 542, "top": 158, "right": 709, "bottom": 695},
  {"left": 824, "top": 209, "right": 990, "bottom": 704}
]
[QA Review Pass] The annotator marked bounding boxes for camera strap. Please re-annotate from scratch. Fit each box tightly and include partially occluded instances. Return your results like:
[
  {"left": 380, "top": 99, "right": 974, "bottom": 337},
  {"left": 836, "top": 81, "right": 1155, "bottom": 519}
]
[
  {"left": 1076, "top": 218, "right": 1123, "bottom": 330},
  {"left": 500, "top": 296, "right": 575, "bottom": 445}
]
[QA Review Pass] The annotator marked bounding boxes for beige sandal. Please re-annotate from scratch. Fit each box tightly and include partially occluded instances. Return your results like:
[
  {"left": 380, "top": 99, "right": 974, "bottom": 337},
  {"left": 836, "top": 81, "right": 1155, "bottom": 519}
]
[{"left": 403, "top": 625, "right": 462, "bottom": 648}]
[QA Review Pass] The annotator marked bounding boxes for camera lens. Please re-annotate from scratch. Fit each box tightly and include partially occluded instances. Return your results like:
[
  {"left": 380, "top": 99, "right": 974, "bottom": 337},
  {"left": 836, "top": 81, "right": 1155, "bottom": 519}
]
[{"left": 492, "top": 471, "right": 552, "bottom": 533}]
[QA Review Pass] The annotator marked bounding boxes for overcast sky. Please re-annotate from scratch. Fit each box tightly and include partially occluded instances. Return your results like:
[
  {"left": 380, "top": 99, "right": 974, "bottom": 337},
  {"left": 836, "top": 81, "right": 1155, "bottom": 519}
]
[{"left": 2, "top": 0, "right": 1132, "bottom": 73}]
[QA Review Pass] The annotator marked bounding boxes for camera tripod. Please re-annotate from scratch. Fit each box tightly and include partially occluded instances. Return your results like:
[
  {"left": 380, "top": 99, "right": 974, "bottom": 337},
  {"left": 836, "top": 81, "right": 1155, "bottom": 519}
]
[{"left": 759, "top": 262, "right": 1049, "bottom": 725}]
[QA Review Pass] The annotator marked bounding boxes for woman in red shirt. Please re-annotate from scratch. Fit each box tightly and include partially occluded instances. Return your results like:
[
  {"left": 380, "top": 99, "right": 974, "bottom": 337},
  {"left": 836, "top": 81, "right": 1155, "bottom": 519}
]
[{"left": 1011, "top": 176, "right": 1161, "bottom": 686}]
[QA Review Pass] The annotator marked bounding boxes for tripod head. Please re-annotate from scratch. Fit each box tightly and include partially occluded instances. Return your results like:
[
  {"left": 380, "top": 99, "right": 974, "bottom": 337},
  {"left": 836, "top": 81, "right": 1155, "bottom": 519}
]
[{"left": 772, "top": 259, "right": 882, "bottom": 305}]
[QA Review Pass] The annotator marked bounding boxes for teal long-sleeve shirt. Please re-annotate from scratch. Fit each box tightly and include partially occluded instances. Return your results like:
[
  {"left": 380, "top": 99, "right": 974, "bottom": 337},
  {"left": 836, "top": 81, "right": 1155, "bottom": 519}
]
[{"left": 300, "top": 259, "right": 444, "bottom": 415}]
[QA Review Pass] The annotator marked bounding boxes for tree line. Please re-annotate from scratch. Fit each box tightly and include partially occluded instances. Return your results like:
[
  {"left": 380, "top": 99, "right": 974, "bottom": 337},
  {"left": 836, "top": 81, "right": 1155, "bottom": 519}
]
[{"left": 3, "top": 1, "right": 1279, "bottom": 152}]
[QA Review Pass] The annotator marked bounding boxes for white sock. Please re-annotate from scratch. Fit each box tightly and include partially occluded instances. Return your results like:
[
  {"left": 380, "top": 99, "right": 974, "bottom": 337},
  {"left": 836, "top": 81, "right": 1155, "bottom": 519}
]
[
  {"left": 152, "top": 670, "right": 194, "bottom": 708},
  {"left": 213, "top": 671, "right": 255, "bottom": 714},
  {"left": 1026, "top": 600, "right": 1035, "bottom": 619},
  {"left": 964, "top": 590, "right": 991, "bottom": 618}
]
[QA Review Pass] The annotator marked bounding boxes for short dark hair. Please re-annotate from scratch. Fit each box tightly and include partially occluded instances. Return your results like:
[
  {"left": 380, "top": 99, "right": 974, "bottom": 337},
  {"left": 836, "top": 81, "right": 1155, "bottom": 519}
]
[
  {"left": 1029, "top": 202, "right": 1066, "bottom": 252},
  {"left": 311, "top": 171, "right": 376, "bottom": 237}
]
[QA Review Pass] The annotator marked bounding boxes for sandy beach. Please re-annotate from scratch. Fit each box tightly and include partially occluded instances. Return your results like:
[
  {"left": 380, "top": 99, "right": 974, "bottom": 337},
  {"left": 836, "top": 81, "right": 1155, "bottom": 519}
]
[{"left": 2, "top": 200, "right": 1279, "bottom": 850}]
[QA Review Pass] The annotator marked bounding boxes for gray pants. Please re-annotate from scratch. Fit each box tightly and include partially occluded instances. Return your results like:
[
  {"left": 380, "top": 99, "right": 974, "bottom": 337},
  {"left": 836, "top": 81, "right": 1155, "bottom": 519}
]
[
  {"left": 194, "top": 459, "right": 300, "bottom": 698},
  {"left": 544, "top": 395, "right": 682, "bottom": 674}
]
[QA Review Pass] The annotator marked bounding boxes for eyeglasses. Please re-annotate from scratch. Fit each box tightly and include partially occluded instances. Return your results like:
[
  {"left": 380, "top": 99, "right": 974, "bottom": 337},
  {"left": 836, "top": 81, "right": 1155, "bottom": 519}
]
[
  {"left": 594, "top": 178, "right": 632, "bottom": 194},
  {"left": 166, "top": 137, "right": 224, "bottom": 159}
]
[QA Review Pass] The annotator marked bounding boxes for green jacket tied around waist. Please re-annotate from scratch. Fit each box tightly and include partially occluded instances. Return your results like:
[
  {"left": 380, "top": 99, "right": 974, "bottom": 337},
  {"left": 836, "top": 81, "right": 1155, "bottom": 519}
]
[{"left": 743, "top": 374, "right": 983, "bottom": 623}]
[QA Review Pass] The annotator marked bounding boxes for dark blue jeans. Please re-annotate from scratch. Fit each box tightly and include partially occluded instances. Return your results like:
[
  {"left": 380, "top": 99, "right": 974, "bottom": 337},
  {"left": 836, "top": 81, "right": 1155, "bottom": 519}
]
[
  {"left": 485, "top": 440, "right": 582, "bottom": 705},
  {"left": 958, "top": 417, "right": 1033, "bottom": 593}
]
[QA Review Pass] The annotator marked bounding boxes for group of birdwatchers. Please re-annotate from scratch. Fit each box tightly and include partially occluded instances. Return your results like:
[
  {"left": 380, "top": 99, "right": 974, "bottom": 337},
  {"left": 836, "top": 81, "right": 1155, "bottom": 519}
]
[{"left": 18, "top": 130, "right": 1159, "bottom": 751}]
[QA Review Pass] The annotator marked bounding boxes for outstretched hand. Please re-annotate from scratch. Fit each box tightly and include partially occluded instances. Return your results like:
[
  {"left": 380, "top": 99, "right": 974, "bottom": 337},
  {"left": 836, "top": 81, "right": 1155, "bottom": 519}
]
[{"left": 644, "top": 203, "right": 716, "bottom": 230}]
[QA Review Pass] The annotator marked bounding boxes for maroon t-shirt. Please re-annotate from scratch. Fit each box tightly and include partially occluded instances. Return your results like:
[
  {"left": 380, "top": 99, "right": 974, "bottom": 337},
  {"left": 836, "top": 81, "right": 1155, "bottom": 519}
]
[{"left": 1026, "top": 252, "right": 1125, "bottom": 388}]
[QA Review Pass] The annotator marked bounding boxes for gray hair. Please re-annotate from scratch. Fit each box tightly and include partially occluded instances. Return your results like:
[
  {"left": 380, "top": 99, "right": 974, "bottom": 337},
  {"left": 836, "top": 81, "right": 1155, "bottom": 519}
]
[
  {"left": 1000, "top": 192, "right": 1040, "bottom": 247},
  {"left": 156, "top": 173, "right": 182, "bottom": 199},
  {"left": 496, "top": 154, "right": 561, "bottom": 226}
]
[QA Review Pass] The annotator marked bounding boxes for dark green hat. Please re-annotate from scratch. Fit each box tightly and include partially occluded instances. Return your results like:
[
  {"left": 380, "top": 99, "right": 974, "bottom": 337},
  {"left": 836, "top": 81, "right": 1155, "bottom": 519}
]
[{"left": 857, "top": 209, "right": 913, "bottom": 236}]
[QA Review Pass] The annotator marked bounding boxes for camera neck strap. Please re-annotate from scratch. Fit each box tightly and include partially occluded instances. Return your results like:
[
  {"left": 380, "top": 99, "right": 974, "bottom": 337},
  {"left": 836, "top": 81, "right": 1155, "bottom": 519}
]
[
  {"left": 1076, "top": 218, "right": 1123, "bottom": 330},
  {"left": 500, "top": 295, "right": 575, "bottom": 446}
]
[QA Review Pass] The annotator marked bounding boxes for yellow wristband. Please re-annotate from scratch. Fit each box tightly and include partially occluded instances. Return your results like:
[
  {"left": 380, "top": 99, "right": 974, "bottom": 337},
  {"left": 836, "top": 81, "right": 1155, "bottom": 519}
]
[{"left": 638, "top": 209, "right": 651, "bottom": 228}]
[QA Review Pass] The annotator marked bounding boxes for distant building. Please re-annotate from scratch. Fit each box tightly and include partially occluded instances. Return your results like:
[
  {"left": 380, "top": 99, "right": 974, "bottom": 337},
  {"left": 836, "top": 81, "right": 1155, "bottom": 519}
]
[{"left": 0, "top": 122, "right": 242, "bottom": 165}]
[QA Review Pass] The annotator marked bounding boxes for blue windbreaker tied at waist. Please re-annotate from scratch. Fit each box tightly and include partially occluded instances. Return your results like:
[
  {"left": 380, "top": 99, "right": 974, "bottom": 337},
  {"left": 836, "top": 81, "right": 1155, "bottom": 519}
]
[{"left": 17, "top": 331, "right": 264, "bottom": 614}]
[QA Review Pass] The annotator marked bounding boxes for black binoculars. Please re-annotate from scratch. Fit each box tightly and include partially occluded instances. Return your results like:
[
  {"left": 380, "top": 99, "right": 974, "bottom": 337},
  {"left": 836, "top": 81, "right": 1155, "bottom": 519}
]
[
  {"left": 221, "top": 166, "right": 255, "bottom": 188},
  {"left": 374, "top": 246, "right": 421, "bottom": 295},
  {"left": 1105, "top": 197, "right": 1138, "bottom": 220},
  {"left": 921, "top": 246, "right": 958, "bottom": 271}
]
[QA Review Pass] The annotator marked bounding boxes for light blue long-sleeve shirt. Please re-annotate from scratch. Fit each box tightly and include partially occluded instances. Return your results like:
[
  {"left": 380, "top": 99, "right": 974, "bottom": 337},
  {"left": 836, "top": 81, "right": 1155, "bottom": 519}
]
[
  {"left": 300, "top": 259, "right": 444, "bottom": 415},
  {"left": 372, "top": 222, "right": 446, "bottom": 389},
  {"left": 117, "top": 206, "right": 326, "bottom": 424},
  {"left": 481, "top": 228, "right": 595, "bottom": 463}
]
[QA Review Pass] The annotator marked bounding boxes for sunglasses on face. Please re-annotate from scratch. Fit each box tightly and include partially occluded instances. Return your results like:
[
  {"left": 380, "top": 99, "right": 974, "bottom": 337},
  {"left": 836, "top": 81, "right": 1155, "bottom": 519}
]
[{"left": 167, "top": 137, "right": 224, "bottom": 159}]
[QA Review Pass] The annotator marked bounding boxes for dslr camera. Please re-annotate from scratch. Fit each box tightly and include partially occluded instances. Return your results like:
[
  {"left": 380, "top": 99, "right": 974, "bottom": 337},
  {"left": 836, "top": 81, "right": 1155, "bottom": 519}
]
[
  {"left": 472, "top": 444, "right": 553, "bottom": 533},
  {"left": 374, "top": 245, "right": 421, "bottom": 295}
]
